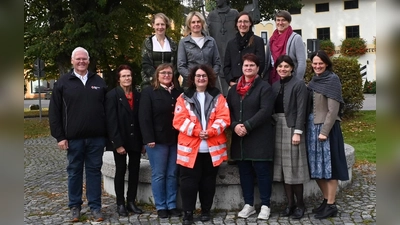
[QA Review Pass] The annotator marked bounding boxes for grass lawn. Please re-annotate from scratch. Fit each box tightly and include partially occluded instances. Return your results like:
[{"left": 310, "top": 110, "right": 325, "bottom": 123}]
[
  {"left": 341, "top": 110, "right": 376, "bottom": 163},
  {"left": 24, "top": 109, "right": 50, "bottom": 139}
]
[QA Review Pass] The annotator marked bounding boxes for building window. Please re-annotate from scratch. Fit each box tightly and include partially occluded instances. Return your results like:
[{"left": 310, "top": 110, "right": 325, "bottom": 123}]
[
  {"left": 293, "top": 29, "right": 302, "bottom": 36},
  {"left": 346, "top": 25, "right": 360, "bottom": 38},
  {"left": 316, "top": 3, "right": 329, "bottom": 12},
  {"left": 317, "top": 27, "right": 330, "bottom": 40},
  {"left": 288, "top": 7, "right": 301, "bottom": 15},
  {"left": 344, "top": 0, "right": 358, "bottom": 10},
  {"left": 261, "top": 31, "right": 268, "bottom": 45}
]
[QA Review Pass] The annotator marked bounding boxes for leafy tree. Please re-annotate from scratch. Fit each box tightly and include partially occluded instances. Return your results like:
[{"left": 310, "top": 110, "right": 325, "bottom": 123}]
[{"left": 24, "top": 0, "right": 184, "bottom": 88}]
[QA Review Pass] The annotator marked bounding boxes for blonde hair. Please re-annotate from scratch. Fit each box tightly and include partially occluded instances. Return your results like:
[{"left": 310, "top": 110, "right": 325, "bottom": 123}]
[
  {"left": 184, "top": 11, "right": 208, "bottom": 36},
  {"left": 152, "top": 13, "right": 171, "bottom": 29}
]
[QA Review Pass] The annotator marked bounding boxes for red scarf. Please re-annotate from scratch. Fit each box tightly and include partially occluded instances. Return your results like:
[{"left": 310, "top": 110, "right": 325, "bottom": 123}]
[
  {"left": 236, "top": 75, "right": 257, "bottom": 97},
  {"left": 269, "top": 26, "right": 293, "bottom": 84},
  {"left": 125, "top": 92, "right": 134, "bottom": 110}
]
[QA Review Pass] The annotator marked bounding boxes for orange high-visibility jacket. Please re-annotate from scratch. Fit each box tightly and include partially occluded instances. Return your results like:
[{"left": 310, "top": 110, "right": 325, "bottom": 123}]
[{"left": 173, "top": 90, "right": 230, "bottom": 169}]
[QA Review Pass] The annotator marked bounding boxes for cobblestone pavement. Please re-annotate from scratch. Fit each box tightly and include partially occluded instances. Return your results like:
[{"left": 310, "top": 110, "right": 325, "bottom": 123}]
[{"left": 25, "top": 137, "right": 376, "bottom": 225}]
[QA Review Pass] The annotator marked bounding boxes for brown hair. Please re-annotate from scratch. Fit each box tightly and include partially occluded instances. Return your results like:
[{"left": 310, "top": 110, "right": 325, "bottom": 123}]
[
  {"left": 115, "top": 64, "right": 135, "bottom": 86},
  {"left": 235, "top": 12, "right": 255, "bottom": 46},
  {"left": 152, "top": 13, "right": 171, "bottom": 29},
  {"left": 187, "top": 64, "right": 216, "bottom": 90},
  {"left": 242, "top": 53, "right": 260, "bottom": 67},
  {"left": 275, "top": 10, "right": 292, "bottom": 23},
  {"left": 152, "top": 63, "right": 174, "bottom": 89}
]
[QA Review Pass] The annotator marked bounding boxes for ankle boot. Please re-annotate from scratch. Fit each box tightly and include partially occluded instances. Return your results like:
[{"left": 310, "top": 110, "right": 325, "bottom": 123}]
[
  {"left": 314, "top": 203, "right": 338, "bottom": 219},
  {"left": 312, "top": 198, "right": 327, "bottom": 213},
  {"left": 182, "top": 211, "right": 193, "bottom": 225}
]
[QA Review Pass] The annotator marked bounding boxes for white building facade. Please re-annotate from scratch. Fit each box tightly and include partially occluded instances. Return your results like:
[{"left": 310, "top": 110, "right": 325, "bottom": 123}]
[{"left": 255, "top": 0, "right": 376, "bottom": 81}]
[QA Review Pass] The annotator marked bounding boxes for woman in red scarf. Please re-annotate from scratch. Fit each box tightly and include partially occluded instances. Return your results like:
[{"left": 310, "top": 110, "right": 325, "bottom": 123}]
[
  {"left": 227, "top": 53, "right": 275, "bottom": 220},
  {"left": 266, "top": 10, "right": 306, "bottom": 85}
]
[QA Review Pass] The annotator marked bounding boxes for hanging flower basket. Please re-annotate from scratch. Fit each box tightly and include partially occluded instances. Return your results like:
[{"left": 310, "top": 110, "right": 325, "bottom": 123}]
[{"left": 340, "top": 37, "right": 367, "bottom": 57}]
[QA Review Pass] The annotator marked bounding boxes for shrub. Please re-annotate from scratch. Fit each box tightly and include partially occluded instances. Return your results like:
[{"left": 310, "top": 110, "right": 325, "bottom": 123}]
[
  {"left": 320, "top": 39, "right": 335, "bottom": 57},
  {"left": 363, "top": 80, "right": 376, "bottom": 94},
  {"left": 340, "top": 37, "right": 367, "bottom": 57},
  {"left": 305, "top": 57, "right": 364, "bottom": 116}
]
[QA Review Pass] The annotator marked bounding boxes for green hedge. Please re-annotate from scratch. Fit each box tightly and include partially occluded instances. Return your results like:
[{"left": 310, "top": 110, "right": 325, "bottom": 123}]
[{"left": 304, "top": 56, "right": 364, "bottom": 116}]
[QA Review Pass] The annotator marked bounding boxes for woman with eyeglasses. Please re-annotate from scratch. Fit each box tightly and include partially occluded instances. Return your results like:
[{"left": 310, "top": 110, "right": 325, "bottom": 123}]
[
  {"left": 224, "top": 11, "right": 266, "bottom": 88},
  {"left": 139, "top": 63, "right": 183, "bottom": 219},
  {"left": 173, "top": 64, "right": 230, "bottom": 224}
]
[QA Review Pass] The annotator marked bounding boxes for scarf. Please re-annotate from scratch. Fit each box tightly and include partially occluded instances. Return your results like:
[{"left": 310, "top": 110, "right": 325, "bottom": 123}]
[
  {"left": 308, "top": 70, "right": 344, "bottom": 103},
  {"left": 236, "top": 75, "right": 257, "bottom": 96},
  {"left": 269, "top": 26, "right": 293, "bottom": 85},
  {"left": 236, "top": 30, "right": 254, "bottom": 51},
  {"left": 160, "top": 83, "right": 174, "bottom": 94}
]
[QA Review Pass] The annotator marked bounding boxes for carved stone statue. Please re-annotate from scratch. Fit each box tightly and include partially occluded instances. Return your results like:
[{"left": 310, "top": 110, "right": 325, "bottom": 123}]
[
  {"left": 243, "top": 0, "right": 261, "bottom": 24},
  {"left": 207, "top": 0, "right": 239, "bottom": 96}
]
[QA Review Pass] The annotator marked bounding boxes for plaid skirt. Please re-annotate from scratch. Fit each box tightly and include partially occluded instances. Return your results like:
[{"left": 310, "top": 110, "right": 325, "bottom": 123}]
[{"left": 273, "top": 113, "right": 310, "bottom": 184}]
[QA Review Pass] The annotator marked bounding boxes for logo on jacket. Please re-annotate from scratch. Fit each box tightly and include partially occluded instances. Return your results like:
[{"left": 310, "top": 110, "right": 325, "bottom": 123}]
[
  {"left": 91, "top": 86, "right": 100, "bottom": 90},
  {"left": 175, "top": 105, "right": 182, "bottom": 113}
]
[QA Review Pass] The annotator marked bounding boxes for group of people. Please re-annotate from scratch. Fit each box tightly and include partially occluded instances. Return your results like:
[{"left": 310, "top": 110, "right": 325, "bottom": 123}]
[{"left": 48, "top": 6, "right": 349, "bottom": 224}]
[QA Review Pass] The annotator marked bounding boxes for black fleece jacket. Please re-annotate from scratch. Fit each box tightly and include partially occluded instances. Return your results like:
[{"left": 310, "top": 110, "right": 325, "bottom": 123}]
[{"left": 49, "top": 70, "right": 107, "bottom": 142}]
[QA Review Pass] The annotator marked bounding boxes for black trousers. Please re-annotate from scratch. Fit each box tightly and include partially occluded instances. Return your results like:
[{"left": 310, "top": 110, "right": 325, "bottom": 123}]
[
  {"left": 179, "top": 153, "right": 220, "bottom": 211},
  {"left": 113, "top": 150, "right": 141, "bottom": 205}
]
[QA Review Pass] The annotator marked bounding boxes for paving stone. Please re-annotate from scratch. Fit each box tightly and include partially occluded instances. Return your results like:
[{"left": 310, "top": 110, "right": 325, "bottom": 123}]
[{"left": 25, "top": 137, "right": 376, "bottom": 225}]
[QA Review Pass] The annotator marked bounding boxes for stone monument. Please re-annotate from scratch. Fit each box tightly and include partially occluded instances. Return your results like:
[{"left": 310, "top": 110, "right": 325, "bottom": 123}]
[{"left": 207, "top": 0, "right": 239, "bottom": 96}]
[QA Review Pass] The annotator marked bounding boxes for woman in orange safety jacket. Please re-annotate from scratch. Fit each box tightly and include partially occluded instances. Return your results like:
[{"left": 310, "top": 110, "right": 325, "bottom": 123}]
[{"left": 173, "top": 64, "right": 230, "bottom": 225}]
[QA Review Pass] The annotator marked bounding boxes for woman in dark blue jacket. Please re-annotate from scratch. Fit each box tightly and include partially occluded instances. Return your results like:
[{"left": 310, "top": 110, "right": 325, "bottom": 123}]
[{"left": 105, "top": 65, "right": 144, "bottom": 217}]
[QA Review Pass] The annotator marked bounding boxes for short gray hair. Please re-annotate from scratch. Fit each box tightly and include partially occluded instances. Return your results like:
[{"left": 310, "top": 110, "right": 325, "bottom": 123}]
[{"left": 71, "top": 47, "right": 90, "bottom": 59}]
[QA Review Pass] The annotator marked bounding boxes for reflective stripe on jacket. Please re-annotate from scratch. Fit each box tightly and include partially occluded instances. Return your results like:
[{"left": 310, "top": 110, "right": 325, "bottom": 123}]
[{"left": 173, "top": 88, "right": 230, "bottom": 168}]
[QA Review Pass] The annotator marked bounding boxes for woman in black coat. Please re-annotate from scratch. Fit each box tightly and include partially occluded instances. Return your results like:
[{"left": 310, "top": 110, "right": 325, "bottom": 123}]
[
  {"left": 224, "top": 11, "right": 266, "bottom": 87},
  {"left": 105, "top": 65, "right": 144, "bottom": 217},
  {"left": 139, "top": 63, "right": 183, "bottom": 218},
  {"left": 227, "top": 53, "right": 275, "bottom": 220}
]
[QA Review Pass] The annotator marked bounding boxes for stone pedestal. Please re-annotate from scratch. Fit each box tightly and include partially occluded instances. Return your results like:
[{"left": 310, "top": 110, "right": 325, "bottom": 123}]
[{"left": 102, "top": 144, "right": 354, "bottom": 210}]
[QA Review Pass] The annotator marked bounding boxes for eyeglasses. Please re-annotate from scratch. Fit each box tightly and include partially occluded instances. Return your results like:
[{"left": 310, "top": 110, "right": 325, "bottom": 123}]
[
  {"left": 195, "top": 74, "right": 208, "bottom": 79},
  {"left": 160, "top": 71, "right": 173, "bottom": 76},
  {"left": 237, "top": 20, "right": 250, "bottom": 24}
]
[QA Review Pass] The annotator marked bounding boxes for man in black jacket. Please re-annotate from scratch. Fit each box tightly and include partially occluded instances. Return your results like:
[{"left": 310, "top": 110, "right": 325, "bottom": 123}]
[{"left": 49, "top": 47, "right": 107, "bottom": 222}]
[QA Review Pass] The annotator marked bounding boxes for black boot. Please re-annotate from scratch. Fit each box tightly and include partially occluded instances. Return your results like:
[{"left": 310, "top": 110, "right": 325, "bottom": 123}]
[
  {"left": 312, "top": 198, "right": 327, "bottom": 213},
  {"left": 182, "top": 211, "right": 194, "bottom": 225},
  {"left": 117, "top": 204, "right": 128, "bottom": 217},
  {"left": 200, "top": 209, "right": 211, "bottom": 222},
  {"left": 314, "top": 203, "right": 338, "bottom": 219},
  {"left": 126, "top": 202, "right": 143, "bottom": 214}
]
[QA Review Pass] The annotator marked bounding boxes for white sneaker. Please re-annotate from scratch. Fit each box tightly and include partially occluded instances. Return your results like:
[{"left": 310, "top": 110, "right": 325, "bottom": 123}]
[
  {"left": 257, "top": 205, "right": 271, "bottom": 220},
  {"left": 238, "top": 204, "right": 256, "bottom": 218}
]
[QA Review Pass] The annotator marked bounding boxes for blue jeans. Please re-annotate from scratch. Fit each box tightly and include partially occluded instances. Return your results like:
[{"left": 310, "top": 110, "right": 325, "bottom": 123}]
[
  {"left": 237, "top": 160, "right": 273, "bottom": 207},
  {"left": 146, "top": 143, "right": 178, "bottom": 210},
  {"left": 67, "top": 137, "right": 105, "bottom": 210}
]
